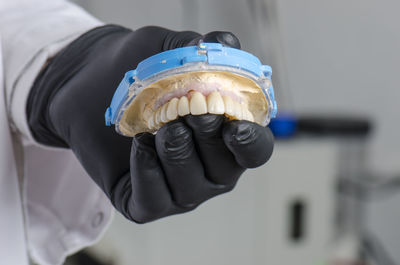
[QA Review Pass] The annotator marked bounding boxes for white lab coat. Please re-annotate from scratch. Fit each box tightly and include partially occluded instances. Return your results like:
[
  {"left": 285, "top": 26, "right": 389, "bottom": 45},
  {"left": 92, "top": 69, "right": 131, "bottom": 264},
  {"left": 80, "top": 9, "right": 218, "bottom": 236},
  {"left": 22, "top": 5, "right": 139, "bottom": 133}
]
[{"left": 0, "top": 1, "right": 113, "bottom": 264}]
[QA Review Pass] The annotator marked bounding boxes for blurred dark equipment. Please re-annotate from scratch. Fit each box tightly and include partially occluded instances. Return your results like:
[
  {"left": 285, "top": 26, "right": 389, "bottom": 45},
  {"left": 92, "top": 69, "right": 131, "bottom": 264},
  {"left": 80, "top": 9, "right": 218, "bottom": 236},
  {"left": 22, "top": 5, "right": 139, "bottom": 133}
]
[{"left": 271, "top": 113, "right": 400, "bottom": 265}]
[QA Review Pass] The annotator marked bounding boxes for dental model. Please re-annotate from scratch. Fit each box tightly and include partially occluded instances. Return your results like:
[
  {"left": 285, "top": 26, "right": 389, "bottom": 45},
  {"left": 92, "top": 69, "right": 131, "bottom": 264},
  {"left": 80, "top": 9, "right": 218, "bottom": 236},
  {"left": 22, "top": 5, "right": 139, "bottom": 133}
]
[{"left": 105, "top": 43, "right": 277, "bottom": 137}]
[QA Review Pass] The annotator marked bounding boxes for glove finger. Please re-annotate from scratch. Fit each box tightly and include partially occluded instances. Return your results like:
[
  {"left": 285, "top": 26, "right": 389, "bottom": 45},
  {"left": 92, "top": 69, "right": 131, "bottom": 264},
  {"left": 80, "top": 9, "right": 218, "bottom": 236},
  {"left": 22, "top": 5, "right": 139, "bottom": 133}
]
[
  {"left": 155, "top": 120, "right": 216, "bottom": 207},
  {"left": 163, "top": 29, "right": 241, "bottom": 49},
  {"left": 130, "top": 133, "right": 172, "bottom": 223},
  {"left": 187, "top": 31, "right": 241, "bottom": 49},
  {"left": 201, "top": 31, "right": 241, "bottom": 49},
  {"left": 184, "top": 114, "right": 244, "bottom": 185},
  {"left": 162, "top": 30, "right": 201, "bottom": 50},
  {"left": 223, "top": 121, "right": 274, "bottom": 168}
]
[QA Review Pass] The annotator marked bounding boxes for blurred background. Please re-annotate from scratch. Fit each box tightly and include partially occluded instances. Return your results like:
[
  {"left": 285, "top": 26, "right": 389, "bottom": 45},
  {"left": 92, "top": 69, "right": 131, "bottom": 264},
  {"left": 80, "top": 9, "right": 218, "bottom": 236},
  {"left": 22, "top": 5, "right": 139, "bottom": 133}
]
[{"left": 66, "top": 0, "right": 400, "bottom": 264}]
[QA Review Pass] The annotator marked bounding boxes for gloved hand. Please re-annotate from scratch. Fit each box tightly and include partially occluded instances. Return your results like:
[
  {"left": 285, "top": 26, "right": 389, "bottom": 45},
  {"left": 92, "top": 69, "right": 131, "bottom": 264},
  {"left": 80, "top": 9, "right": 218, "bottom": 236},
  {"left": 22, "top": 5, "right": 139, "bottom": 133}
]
[{"left": 28, "top": 25, "right": 274, "bottom": 223}]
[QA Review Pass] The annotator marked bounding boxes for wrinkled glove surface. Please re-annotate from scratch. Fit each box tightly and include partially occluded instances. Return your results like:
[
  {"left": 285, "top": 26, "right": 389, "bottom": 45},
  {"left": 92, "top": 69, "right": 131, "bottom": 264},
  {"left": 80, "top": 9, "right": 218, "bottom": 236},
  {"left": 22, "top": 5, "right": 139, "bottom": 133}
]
[{"left": 27, "top": 25, "right": 274, "bottom": 223}]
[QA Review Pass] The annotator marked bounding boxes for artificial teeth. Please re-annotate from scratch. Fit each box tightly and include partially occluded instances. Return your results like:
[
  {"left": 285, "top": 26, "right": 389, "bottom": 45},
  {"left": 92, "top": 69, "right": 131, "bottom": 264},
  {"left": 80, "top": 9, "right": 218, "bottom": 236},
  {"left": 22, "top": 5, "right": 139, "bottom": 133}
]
[
  {"left": 190, "top": 92, "right": 207, "bottom": 115},
  {"left": 160, "top": 103, "right": 169, "bottom": 123},
  {"left": 178, "top": 96, "right": 190, "bottom": 116},
  {"left": 243, "top": 108, "right": 254, "bottom": 122},
  {"left": 207, "top": 91, "right": 225, "bottom": 114},
  {"left": 222, "top": 96, "right": 234, "bottom": 117},
  {"left": 233, "top": 101, "right": 243, "bottom": 120},
  {"left": 147, "top": 114, "right": 155, "bottom": 129},
  {"left": 151, "top": 93, "right": 254, "bottom": 129},
  {"left": 167, "top": 98, "right": 179, "bottom": 120},
  {"left": 155, "top": 108, "right": 162, "bottom": 124}
]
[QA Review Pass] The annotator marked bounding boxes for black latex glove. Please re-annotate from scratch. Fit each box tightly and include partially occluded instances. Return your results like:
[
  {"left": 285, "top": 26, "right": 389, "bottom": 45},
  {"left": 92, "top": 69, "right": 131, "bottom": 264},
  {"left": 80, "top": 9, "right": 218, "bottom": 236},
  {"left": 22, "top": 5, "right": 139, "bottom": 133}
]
[{"left": 27, "top": 25, "right": 274, "bottom": 223}]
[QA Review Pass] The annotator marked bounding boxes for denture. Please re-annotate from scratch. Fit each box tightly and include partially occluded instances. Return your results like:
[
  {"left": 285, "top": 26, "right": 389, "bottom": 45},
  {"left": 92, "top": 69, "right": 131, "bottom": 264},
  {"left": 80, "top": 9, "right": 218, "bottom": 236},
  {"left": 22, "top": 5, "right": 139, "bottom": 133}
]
[
  {"left": 118, "top": 71, "right": 270, "bottom": 136},
  {"left": 105, "top": 43, "right": 277, "bottom": 137}
]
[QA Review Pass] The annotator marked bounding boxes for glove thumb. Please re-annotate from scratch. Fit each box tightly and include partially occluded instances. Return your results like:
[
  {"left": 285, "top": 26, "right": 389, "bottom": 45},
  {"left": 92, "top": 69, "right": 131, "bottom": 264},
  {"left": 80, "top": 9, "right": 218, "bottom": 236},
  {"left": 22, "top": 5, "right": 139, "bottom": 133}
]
[{"left": 163, "top": 30, "right": 241, "bottom": 50}]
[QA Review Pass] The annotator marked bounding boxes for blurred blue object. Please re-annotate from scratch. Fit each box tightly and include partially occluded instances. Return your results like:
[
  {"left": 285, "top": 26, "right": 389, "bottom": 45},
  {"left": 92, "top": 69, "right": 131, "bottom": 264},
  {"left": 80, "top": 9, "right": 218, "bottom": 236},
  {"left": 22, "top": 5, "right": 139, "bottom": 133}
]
[{"left": 268, "top": 113, "right": 297, "bottom": 138}]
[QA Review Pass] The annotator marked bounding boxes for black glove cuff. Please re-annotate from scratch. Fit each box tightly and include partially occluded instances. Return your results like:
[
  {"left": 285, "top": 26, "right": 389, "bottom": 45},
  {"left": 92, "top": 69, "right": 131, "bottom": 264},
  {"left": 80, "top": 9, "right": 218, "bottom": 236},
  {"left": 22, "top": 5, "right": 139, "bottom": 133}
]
[{"left": 27, "top": 25, "right": 132, "bottom": 147}]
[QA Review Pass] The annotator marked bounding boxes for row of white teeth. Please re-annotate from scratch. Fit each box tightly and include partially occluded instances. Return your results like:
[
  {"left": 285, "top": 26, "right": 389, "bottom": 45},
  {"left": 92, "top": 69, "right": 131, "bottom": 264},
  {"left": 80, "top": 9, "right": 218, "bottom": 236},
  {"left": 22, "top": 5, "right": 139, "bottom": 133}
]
[{"left": 148, "top": 91, "right": 254, "bottom": 129}]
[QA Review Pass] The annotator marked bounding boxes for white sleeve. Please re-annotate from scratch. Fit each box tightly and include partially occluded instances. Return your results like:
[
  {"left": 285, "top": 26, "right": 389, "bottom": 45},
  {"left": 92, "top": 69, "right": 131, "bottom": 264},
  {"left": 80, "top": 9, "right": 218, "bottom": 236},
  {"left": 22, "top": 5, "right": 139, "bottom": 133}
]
[
  {"left": 0, "top": 2, "right": 115, "bottom": 265},
  {"left": 0, "top": 0, "right": 103, "bottom": 145}
]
